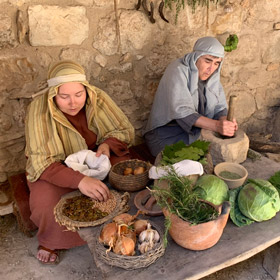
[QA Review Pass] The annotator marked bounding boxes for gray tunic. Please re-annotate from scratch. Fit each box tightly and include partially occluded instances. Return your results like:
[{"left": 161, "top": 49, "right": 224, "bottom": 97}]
[{"left": 143, "top": 37, "right": 228, "bottom": 157}]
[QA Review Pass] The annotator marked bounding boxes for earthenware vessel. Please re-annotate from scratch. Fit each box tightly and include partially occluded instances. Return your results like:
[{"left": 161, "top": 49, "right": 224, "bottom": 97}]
[{"left": 162, "top": 201, "right": 230, "bottom": 250}]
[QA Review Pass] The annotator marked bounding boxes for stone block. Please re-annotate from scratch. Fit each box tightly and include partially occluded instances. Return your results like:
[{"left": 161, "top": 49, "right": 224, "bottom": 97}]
[{"left": 28, "top": 5, "right": 89, "bottom": 46}]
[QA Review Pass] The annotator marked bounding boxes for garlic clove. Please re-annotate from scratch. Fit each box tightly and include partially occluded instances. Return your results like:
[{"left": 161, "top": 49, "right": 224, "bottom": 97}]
[{"left": 153, "top": 229, "right": 160, "bottom": 243}]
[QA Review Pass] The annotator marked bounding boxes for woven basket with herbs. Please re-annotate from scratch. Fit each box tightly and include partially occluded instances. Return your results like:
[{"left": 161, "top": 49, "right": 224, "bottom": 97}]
[
  {"left": 95, "top": 220, "right": 165, "bottom": 270},
  {"left": 54, "top": 190, "right": 130, "bottom": 232},
  {"left": 109, "top": 159, "right": 151, "bottom": 192}
]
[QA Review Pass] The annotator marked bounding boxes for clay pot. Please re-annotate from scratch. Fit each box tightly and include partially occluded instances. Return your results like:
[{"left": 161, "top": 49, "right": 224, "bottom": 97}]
[{"left": 162, "top": 201, "right": 230, "bottom": 250}]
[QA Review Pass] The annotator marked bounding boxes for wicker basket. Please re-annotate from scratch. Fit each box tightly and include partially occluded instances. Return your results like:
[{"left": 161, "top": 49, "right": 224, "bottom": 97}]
[
  {"left": 95, "top": 220, "right": 165, "bottom": 270},
  {"left": 54, "top": 190, "right": 130, "bottom": 232},
  {"left": 109, "top": 159, "right": 151, "bottom": 192}
]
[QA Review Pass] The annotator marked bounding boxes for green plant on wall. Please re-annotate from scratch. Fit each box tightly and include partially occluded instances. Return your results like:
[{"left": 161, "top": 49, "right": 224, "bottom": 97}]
[
  {"left": 165, "top": 0, "right": 220, "bottom": 23},
  {"left": 224, "top": 34, "right": 239, "bottom": 52}
]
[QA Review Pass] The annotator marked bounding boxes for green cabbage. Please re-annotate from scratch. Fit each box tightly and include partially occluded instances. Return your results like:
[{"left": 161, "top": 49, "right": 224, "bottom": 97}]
[
  {"left": 238, "top": 179, "right": 280, "bottom": 222},
  {"left": 193, "top": 174, "right": 229, "bottom": 205}
]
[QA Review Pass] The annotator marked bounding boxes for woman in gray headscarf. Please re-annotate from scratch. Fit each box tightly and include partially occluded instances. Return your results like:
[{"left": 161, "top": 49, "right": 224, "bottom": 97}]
[{"left": 143, "top": 36, "right": 238, "bottom": 157}]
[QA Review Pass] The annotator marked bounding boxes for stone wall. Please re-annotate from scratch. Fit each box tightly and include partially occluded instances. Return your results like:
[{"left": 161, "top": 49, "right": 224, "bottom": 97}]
[{"left": 0, "top": 0, "right": 279, "bottom": 182}]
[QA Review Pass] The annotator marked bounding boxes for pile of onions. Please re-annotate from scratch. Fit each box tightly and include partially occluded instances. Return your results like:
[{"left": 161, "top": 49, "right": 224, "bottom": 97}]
[{"left": 99, "top": 211, "right": 160, "bottom": 256}]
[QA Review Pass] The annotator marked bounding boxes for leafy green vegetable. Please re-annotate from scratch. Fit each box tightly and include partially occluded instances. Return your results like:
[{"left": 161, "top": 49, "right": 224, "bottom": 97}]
[
  {"left": 189, "top": 139, "right": 210, "bottom": 154},
  {"left": 193, "top": 174, "right": 229, "bottom": 206},
  {"left": 161, "top": 140, "right": 187, "bottom": 163},
  {"left": 228, "top": 186, "right": 254, "bottom": 227},
  {"left": 268, "top": 171, "right": 280, "bottom": 196},
  {"left": 160, "top": 140, "right": 210, "bottom": 166},
  {"left": 238, "top": 179, "right": 280, "bottom": 222}
]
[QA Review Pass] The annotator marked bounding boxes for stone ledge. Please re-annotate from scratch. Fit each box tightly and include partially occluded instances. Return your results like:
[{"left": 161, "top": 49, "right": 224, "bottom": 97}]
[{"left": 0, "top": 202, "right": 13, "bottom": 216}]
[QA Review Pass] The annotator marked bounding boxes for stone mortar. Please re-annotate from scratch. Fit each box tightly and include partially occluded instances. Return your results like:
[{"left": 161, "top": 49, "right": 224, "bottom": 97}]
[{"left": 201, "top": 129, "right": 249, "bottom": 165}]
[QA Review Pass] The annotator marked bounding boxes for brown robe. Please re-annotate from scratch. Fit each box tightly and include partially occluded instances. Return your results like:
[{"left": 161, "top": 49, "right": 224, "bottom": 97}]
[{"left": 27, "top": 108, "right": 131, "bottom": 250}]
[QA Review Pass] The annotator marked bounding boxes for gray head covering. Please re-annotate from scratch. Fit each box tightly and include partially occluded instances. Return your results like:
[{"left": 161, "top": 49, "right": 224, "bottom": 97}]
[{"left": 193, "top": 36, "right": 224, "bottom": 62}]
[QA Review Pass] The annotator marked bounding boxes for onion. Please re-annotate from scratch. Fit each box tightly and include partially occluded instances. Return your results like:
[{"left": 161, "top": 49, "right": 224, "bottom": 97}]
[
  {"left": 113, "top": 210, "right": 142, "bottom": 225},
  {"left": 118, "top": 224, "right": 136, "bottom": 244},
  {"left": 99, "top": 222, "right": 118, "bottom": 247},
  {"left": 133, "top": 219, "right": 148, "bottom": 235},
  {"left": 133, "top": 166, "right": 145, "bottom": 175},
  {"left": 123, "top": 167, "right": 133, "bottom": 175},
  {"left": 113, "top": 235, "right": 135, "bottom": 256}
]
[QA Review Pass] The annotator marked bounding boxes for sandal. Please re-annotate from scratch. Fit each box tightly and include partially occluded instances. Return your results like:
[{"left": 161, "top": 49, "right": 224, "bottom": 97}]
[{"left": 37, "top": 245, "right": 60, "bottom": 265}]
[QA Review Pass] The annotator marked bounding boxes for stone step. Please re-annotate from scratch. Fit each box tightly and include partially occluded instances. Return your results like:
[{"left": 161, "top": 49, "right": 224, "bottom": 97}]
[{"left": 0, "top": 201, "right": 13, "bottom": 216}]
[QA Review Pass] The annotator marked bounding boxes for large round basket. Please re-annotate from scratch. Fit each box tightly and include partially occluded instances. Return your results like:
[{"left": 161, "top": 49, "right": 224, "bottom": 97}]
[
  {"left": 109, "top": 159, "right": 151, "bottom": 192},
  {"left": 54, "top": 190, "right": 130, "bottom": 232},
  {"left": 95, "top": 220, "right": 165, "bottom": 270}
]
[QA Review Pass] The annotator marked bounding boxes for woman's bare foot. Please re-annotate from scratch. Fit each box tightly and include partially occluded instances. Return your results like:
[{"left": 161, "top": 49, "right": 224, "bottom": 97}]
[{"left": 37, "top": 245, "right": 59, "bottom": 264}]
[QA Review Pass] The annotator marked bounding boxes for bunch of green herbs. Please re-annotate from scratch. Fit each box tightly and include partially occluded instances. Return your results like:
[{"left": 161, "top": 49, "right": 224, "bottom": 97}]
[
  {"left": 164, "top": 0, "right": 220, "bottom": 24},
  {"left": 149, "top": 167, "right": 219, "bottom": 246},
  {"left": 160, "top": 140, "right": 210, "bottom": 166}
]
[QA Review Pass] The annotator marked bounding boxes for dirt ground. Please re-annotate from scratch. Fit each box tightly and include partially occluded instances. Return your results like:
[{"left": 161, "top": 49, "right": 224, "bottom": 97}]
[{"left": 0, "top": 213, "right": 274, "bottom": 280}]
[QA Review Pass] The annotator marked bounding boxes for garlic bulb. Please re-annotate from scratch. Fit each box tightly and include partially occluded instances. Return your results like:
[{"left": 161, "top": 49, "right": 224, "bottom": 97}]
[
  {"left": 138, "top": 223, "right": 160, "bottom": 247},
  {"left": 138, "top": 241, "right": 155, "bottom": 254}
]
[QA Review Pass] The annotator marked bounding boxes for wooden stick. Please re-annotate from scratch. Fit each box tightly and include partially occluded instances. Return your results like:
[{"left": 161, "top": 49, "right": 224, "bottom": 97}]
[
  {"left": 114, "top": 0, "right": 122, "bottom": 53},
  {"left": 227, "top": 95, "right": 237, "bottom": 121}
]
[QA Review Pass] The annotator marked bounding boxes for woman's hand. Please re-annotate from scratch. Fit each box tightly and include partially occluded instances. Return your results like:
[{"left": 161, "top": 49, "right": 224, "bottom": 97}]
[
  {"left": 216, "top": 117, "right": 238, "bottom": 136},
  {"left": 96, "top": 143, "right": 110, "bottom": 158},
  {"left": 78, "top": 176, "right": 110, "bottom": 201},
  {"left": 194, "top": 116, "right": 238, "bottom": 137}
]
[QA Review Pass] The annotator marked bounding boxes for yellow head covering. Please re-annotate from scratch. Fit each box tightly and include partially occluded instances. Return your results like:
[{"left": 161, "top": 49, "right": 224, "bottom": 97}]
[{"left": 47, "top": 60, "right": 87, "bottom": 87}]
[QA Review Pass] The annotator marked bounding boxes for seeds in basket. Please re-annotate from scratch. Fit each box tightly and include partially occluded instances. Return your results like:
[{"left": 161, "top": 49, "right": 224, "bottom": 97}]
[
  {"left": 62, "top": 192, "right": 116, "bottom": 222},
  {"left": 93, "top": 192, "right": 117, "bottom": 213}
]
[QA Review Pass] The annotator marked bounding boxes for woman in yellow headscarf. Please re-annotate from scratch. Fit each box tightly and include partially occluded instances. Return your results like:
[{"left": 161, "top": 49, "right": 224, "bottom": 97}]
[{"left": 25, "top": 60, "right": 134, "bottom": 264}]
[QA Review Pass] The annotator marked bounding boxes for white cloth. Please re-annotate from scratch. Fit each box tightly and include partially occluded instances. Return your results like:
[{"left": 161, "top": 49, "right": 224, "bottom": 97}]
[
  {"left": 65, "top": 149, "right": 111, "bottom": 180},
  {"left": 149, "top": 159, "right": 204, "bottom": 179},
  {"left": 47, "top": 74, "right": 86, "bottom": 87}
]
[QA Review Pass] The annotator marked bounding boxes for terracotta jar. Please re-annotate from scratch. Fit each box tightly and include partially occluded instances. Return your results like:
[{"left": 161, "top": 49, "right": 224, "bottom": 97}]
[{"left": 162, "top": 201, "right": 230, "bottom": 250}]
